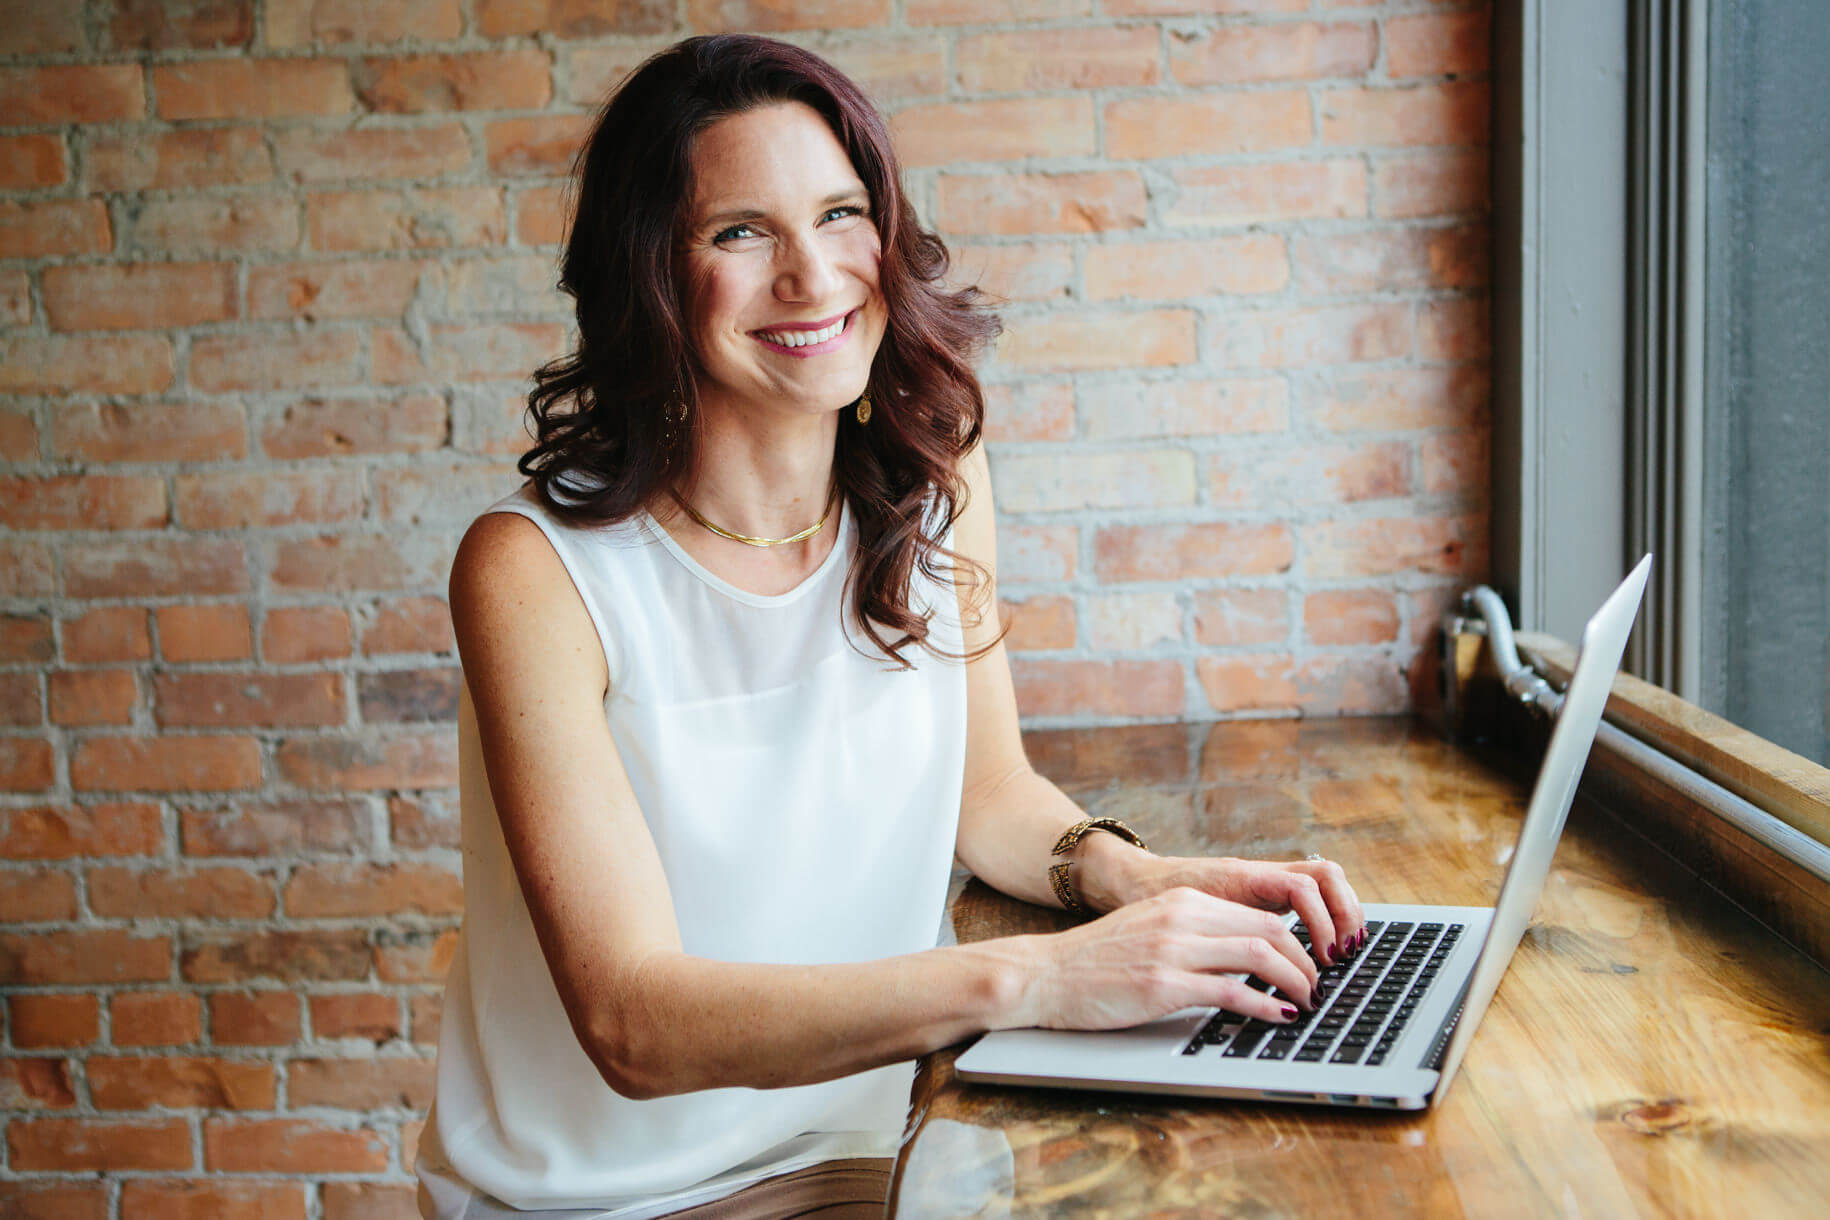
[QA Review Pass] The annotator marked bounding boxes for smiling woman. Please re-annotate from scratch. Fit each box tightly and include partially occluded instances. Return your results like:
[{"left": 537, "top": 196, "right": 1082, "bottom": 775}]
[{"left": 419, "top": 33, "right": 1363, "bottom": 1220}]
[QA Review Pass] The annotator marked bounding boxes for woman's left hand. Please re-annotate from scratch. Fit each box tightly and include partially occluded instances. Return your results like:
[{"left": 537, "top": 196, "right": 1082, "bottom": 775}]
[{"left": 1113, "top": 853, "right": 1366, "bottom": 967}]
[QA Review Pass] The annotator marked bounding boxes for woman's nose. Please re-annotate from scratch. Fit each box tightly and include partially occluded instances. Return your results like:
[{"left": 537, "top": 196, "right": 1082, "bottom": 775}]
[{"left": 774, "top": 232, "right": 844, "bottom": 302}]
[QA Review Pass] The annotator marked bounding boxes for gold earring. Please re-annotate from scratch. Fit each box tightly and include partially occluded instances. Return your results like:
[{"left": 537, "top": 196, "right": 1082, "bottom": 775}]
[
  {"left": 663, "top": 398, "right": 686, "bottom": 446},
  {"left": 855, "top": 390, "right": 872, "bottom": 425}
]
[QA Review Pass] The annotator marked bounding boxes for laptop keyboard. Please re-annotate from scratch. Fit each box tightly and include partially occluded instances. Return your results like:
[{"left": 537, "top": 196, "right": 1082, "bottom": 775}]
[{"left": 1183, "top": 919, "right": 1466, "bottom": 1067}]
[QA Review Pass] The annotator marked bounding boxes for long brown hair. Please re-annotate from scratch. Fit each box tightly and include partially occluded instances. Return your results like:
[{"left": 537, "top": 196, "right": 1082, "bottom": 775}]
[{"left": 519, "top": 35, "right": 1004, "bottom": 667}]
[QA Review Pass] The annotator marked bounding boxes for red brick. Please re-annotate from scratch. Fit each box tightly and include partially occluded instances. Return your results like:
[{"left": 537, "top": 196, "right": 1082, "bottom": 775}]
[
  {"left": 0, "top": 410, "right": 35, "bottom": 466},
  {"left": 0, "top": 1183, "right": 107, "bottom": 1219},
  {"left": 127, "top": 194, "right": 300, "bottom": 254},
  {"left": 1212, "top": 303, "right": 1411, "bottom": 368},
  {"left": 0, "top": 475, "right": 166, "bottom": 531},
  {"left": 87, "top": 865, "right": 275, "bottom": 919},
  {"left": 204, "top": 1116, "right": 388, "bottom": 1174},
  {"left": 937, "top": 171, "right": 1147, "bottom": 236},
  {"left": 443, "top": 254, "right": 567, "bottom": 314},
  {"left": 4, "top": 804, "right": 159, "bottom": 863},
  {"left": 1078, "top": 376, "right": 1287, "bottom": 441},
  {"left": 0, "top": 672, "right": 42, "bottom": 725},
  {"left": 276, "top": 124, "right": 471, "bottom": 184},
  {"left": 208, "top": 990, "right": 302, "bottom": 1045},
  {"left": 155, "top": 604, "right": 253, "bottom": 664},
  {"left": 0, "top": 334, "right": 172, "bottom": 396},
  {"left": 268, "top": 0, "right": 463, "bottom": 46},
  {"left": 153, "top": 59, "right": 352, "bottom": 120},
  {"left": 1084, "top": 234, "right": 1287, "bottom": 301},
  {"left": 1387, "top": 10, "right": 1492, "bottom": 78},
  {"left": 246, "top": 259, "right": 432, "bottom": 321},
  {"left": 1196, "top": 654, "right": 1299, "bottom": 714},
  {"left": 358, "top": 669, "right": 461, "bottom": 723},
  {"left": 119, "top": 1181, "right": 308, "bottom": 1220},
  {"left": 87, "top": 1055, "right": 275, "bottom": 1109},
  {"left": 409, "top": 991, "right": 442, "bottom": 1045},
  {"left": 52, "top": 401, "right": 246, "bottom": 463},
  {"left": 0, "top": 929, "right": 171, "bottom": 985},
  {"left": 288, "top": 1055, "right": 435, "bottom": 1109},
  {"left": 1206, "top": 441, "right": 1410, "bottom": 508},
  {"left": 1012, "top": 659, "right": 1184, "bottom": 718},
  {"left": 364, "top": 596, "right": 455, "bottom": 654},
  {"left": 181, "top": 798, "right": 372, "bottom": 857},
  {"left": 513, "top": 184, "right": 567, "bottom": 245},
  {"left": 685, "top": 0, "right": 882, "bottom": 33},
  {"left": 483, "top": 114, "right": 593, "bottom": 177},
  {"left": 0, "top": 539, "right": 56, "bottom": 597},
  {"left": 1422, "top": 428, "right": 1488, "bottom": 496},
  {"left": 310, "top": 991, "right": 402, "bottom": 1041},
  {"left": 154, "top": 672, "right": 343, "bottom": 729},
  {"left": 1170, "top": 21, "right": 1375, "bottom": 85},
  {"left": 284, "top": 861, "right": 461, "bottom": 918},
  {"left": 1083, "top": 591, "right": 1181, "bottom": 651},
  {"left": 110, "top": 991, "right": 203, "bottom": 1046},
  {"left": 372, "top": 462, "right": 520, "bottom": 525},
  {"left": 0, "top": 272, "right": 29, "bottom": 326},
  {"left": 1419, "top": 296, "right": 1490, "bottom": 360},
  {"left": 1310, "top": 365, "right": 1490, "bottom": 432},
  {"left": 0, "top": 872, "right": 78, "bottom": 923},
  {"left": 982, "top": 380, "right": 1073, "bottom": 443},
  {"left": 87, "top": 126, "right": 271, "bottom": 191},
  {"left": 957, "top": 26, "right": 1157, "bottom": 91},
  {"left": 277, "top": 732, "right": 458, "bottom": 790},
  {"left": 477, "top": 0, "right": 672, "bottom": 37},
  {"left": 9, "top": 1117, "right": 190, "bottom": 1171},
  {"left": 190, "top": 329, "right": 362, "bottom": 393},
  {"left": 63, "top": 607, "right": 151, "bottom": 663},
  {"left": 1, "top": 614, "right": 54, "bottom": 664},
  {"left": 0, "top": 4, "right": 86, "bottom": 53},
  {"left": 390, "top": 792, "right": 458, "bottom": 849},
  {"left": 1107, "top": 90, "right": 1310, "bottom": 160},
  {"left": 64, "top": 537, "right": 247, "bottom": 599},
  {"left": 1095, "top": 522, "right": 1293, "bottom": 583},
  {"left": 47, "top": 671, "right": 138, "bottom": 727},
  {"left": 992, "top": 449, "right": 1194, "bottom": 513},
  {"left": 1107, "top": 0, "right": 1301, "bottom": 11},
  {"left": 41, "top": 263, "right": 234, "bottom": 332},
  {"left": 308, "top": 186, "right": 506, "bottom": 252},
  {"left": 1374, "top": 149, "right": 1491, "bottom": 218},
  {"left": 1305, "top": 590, "right": 1400, "bottom": 645},
  {"left": 564, "top": 42, "right": 667, "bottom": 104},
  {"left": 452, "top": 388, "right": 536, "bottom": 455},
  {"left": 997, "top": 309, "right": 1195, "bottom": 372},
  {"left": 371, "top": 321, "right": 566, "bottom": 384},
  {"left": 891, "top": 98, "right": 1094, "bottom": 167},
  {"left": 0, "top": 199, "right": 111, "bottom": 260},
  {"left": 1320, "top": 82, "right": 1490, "bottom": 147},
  {"left": 71, "top": 736, "right": 261, "bottom": 793},
  {"left": 1301, "top": 513, "right": 1487, "bottom": 580},
  {"left": 372, "top": 927, "right": 457, "bottom": 983},
  {"left": 271, "top": 533, "right": 450, "bottom": 593},
  {"left": 1191, "top": 588, "right": 1289, "bottom": 647},
  {"left": 994, "top": 522, "right": 1076, "bottom": 584},
  {"left": 174, "top": 471, "right": 364, "bottom": 529},
  {"left": 261, "top": 394, "right": 447, "bottom": 459},
  {"left": 100, "top": 0, "right": 255, "bottom": 50},
  {"left": 0, "top": 133, "right": 67, "bottom": 189},
  {"left": 804, "top": 36, "right": 949, "bottom": 102},
  {"left": 0, "top": 65, "right": 145, "bottom": 123},
  {"left": 1293, "top": 223, "right": 1488, "bottom": 293},
  {"left": 0, "top": 1058, "right": 78, "bottom": 1109},
  {"left": 356, "top": 50, "right": 553, "bottom": 113},
  {"left": 909, "top": 0, "right": 1088, "bottom": 19},
  {"left": 263, "top": 607, "right": 352, "bottom": 663},
  {"left": 0, "top": 738, "right": 54, "bottom": 792},
  {"left": 182, "top": 929, "right": 369, "bottom": 983},
  {"left": 8, "top": 995, "right": 98, "bottom": 1047},
  {"left": 951, "top": 244, "right": 1073, "bottom": 305}
]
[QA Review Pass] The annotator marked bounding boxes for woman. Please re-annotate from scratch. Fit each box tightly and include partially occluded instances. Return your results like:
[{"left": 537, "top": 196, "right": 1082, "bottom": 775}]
[{"left": 417, "top": 34, "right": 1364, "bottom": 1220}]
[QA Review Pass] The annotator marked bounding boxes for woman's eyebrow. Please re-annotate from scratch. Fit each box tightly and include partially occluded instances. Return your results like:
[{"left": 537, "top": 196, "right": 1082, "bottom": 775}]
[{"left": 697, "top": 188, "right": 869, "bottom": 229}]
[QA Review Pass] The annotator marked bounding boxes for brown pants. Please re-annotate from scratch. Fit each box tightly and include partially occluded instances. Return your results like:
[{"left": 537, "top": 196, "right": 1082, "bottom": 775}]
[{"left": 659, "top": 1158, "right": 893, "bottom": 1218}]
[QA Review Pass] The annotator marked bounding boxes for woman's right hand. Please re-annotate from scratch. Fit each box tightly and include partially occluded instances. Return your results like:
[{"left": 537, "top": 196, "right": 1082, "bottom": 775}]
[{"left": 1004, "top": 886, "right": 1320, "bottom": 1031}]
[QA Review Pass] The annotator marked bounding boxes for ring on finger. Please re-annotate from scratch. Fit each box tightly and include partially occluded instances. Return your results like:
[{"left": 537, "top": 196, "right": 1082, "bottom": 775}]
[{"left": 1303, "top": 852, "right": 1328, "bottom": 865}]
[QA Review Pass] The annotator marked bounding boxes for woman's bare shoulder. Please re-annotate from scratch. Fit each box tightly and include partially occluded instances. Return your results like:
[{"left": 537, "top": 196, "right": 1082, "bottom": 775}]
[{"left": 449, "top": 511, "right": 607, "bottom": 696}]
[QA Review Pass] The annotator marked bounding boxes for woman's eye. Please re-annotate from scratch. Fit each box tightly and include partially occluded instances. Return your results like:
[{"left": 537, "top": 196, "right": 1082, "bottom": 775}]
[
  {"left": 713, "top": 223, "right": 757, "bottom": 244},
  {"left": 822, "top": 205, "right": 867, "bottom": 224}
]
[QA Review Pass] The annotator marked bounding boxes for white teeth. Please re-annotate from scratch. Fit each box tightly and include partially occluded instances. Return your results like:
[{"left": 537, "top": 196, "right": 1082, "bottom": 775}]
[{"left": 758, "top": 315, "right": 847, "bottom": 348}]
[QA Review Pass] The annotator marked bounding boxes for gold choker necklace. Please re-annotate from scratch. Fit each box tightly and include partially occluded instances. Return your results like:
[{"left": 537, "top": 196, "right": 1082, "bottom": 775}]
[{"left": 670, "top": 484, "right": 838, "bottom": 548}]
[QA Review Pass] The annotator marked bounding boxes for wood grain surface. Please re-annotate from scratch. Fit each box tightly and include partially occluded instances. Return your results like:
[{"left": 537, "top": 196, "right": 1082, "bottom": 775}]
[{"left": 890, "top": 718, "right": 1830, "bottom": 1220}]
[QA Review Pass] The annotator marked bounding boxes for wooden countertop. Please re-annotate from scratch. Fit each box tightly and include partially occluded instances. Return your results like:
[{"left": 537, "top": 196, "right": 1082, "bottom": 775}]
[{"left": 889, "top": 717, "right": 1830, "bottom": 1219}]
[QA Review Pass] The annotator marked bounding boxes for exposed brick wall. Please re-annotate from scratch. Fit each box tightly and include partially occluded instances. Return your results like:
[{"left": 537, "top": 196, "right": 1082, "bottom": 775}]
[{"left": 0, "top": 0, "right": 1490, "bottom": 1212}]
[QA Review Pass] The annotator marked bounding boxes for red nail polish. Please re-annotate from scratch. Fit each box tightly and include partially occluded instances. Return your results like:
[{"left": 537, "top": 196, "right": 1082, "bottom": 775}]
[{"left": 1280, "top": 1004, "right": 1298, "bottom": 1020}]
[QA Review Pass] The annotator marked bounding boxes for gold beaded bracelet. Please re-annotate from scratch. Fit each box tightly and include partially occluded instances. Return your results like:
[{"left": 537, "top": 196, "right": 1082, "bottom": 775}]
[{"left": 1047, "top": 817, "right": 1148, "bottom": 917}]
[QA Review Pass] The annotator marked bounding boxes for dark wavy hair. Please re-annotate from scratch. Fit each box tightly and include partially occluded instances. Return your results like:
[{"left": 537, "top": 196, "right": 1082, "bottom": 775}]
[{"left": 519, "top": 35, "right": 1004, "bottom": 668}]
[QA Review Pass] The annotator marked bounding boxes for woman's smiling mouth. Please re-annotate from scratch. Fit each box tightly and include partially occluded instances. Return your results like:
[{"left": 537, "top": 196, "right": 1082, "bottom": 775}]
[{"left": 752, "top": 310, "right": 856, "bottom": 356}]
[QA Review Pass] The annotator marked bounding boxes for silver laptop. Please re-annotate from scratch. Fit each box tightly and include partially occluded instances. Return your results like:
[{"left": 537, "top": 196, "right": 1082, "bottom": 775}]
[{"left": 956, "top": 555, "right": 1653, "bottom": 1111}]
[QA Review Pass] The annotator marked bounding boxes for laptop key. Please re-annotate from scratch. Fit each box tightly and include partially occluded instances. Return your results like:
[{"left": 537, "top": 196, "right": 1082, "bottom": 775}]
[
  {"left": 1331, "top": 1043, "right": 1367, "bottom": 1064},
  {"left": 1223, "top": 1023, "right": 1273, "bottom": 1058}
]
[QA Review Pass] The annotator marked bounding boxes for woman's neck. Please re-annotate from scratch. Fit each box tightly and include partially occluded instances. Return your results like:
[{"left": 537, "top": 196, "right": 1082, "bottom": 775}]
[{"left": 656, "top": 398, "right": 842, "bottom": 548}]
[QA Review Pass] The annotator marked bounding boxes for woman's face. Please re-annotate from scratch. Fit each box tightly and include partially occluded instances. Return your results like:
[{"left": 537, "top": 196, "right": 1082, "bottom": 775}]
[{"left": 676, "top": 101, "right": 888, "bottom": 422}]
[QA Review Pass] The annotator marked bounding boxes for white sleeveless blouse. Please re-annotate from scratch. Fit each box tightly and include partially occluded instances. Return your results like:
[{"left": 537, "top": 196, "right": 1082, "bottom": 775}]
[{"left": 416, "top": 484, "right": 969, "bottom": 1218}]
